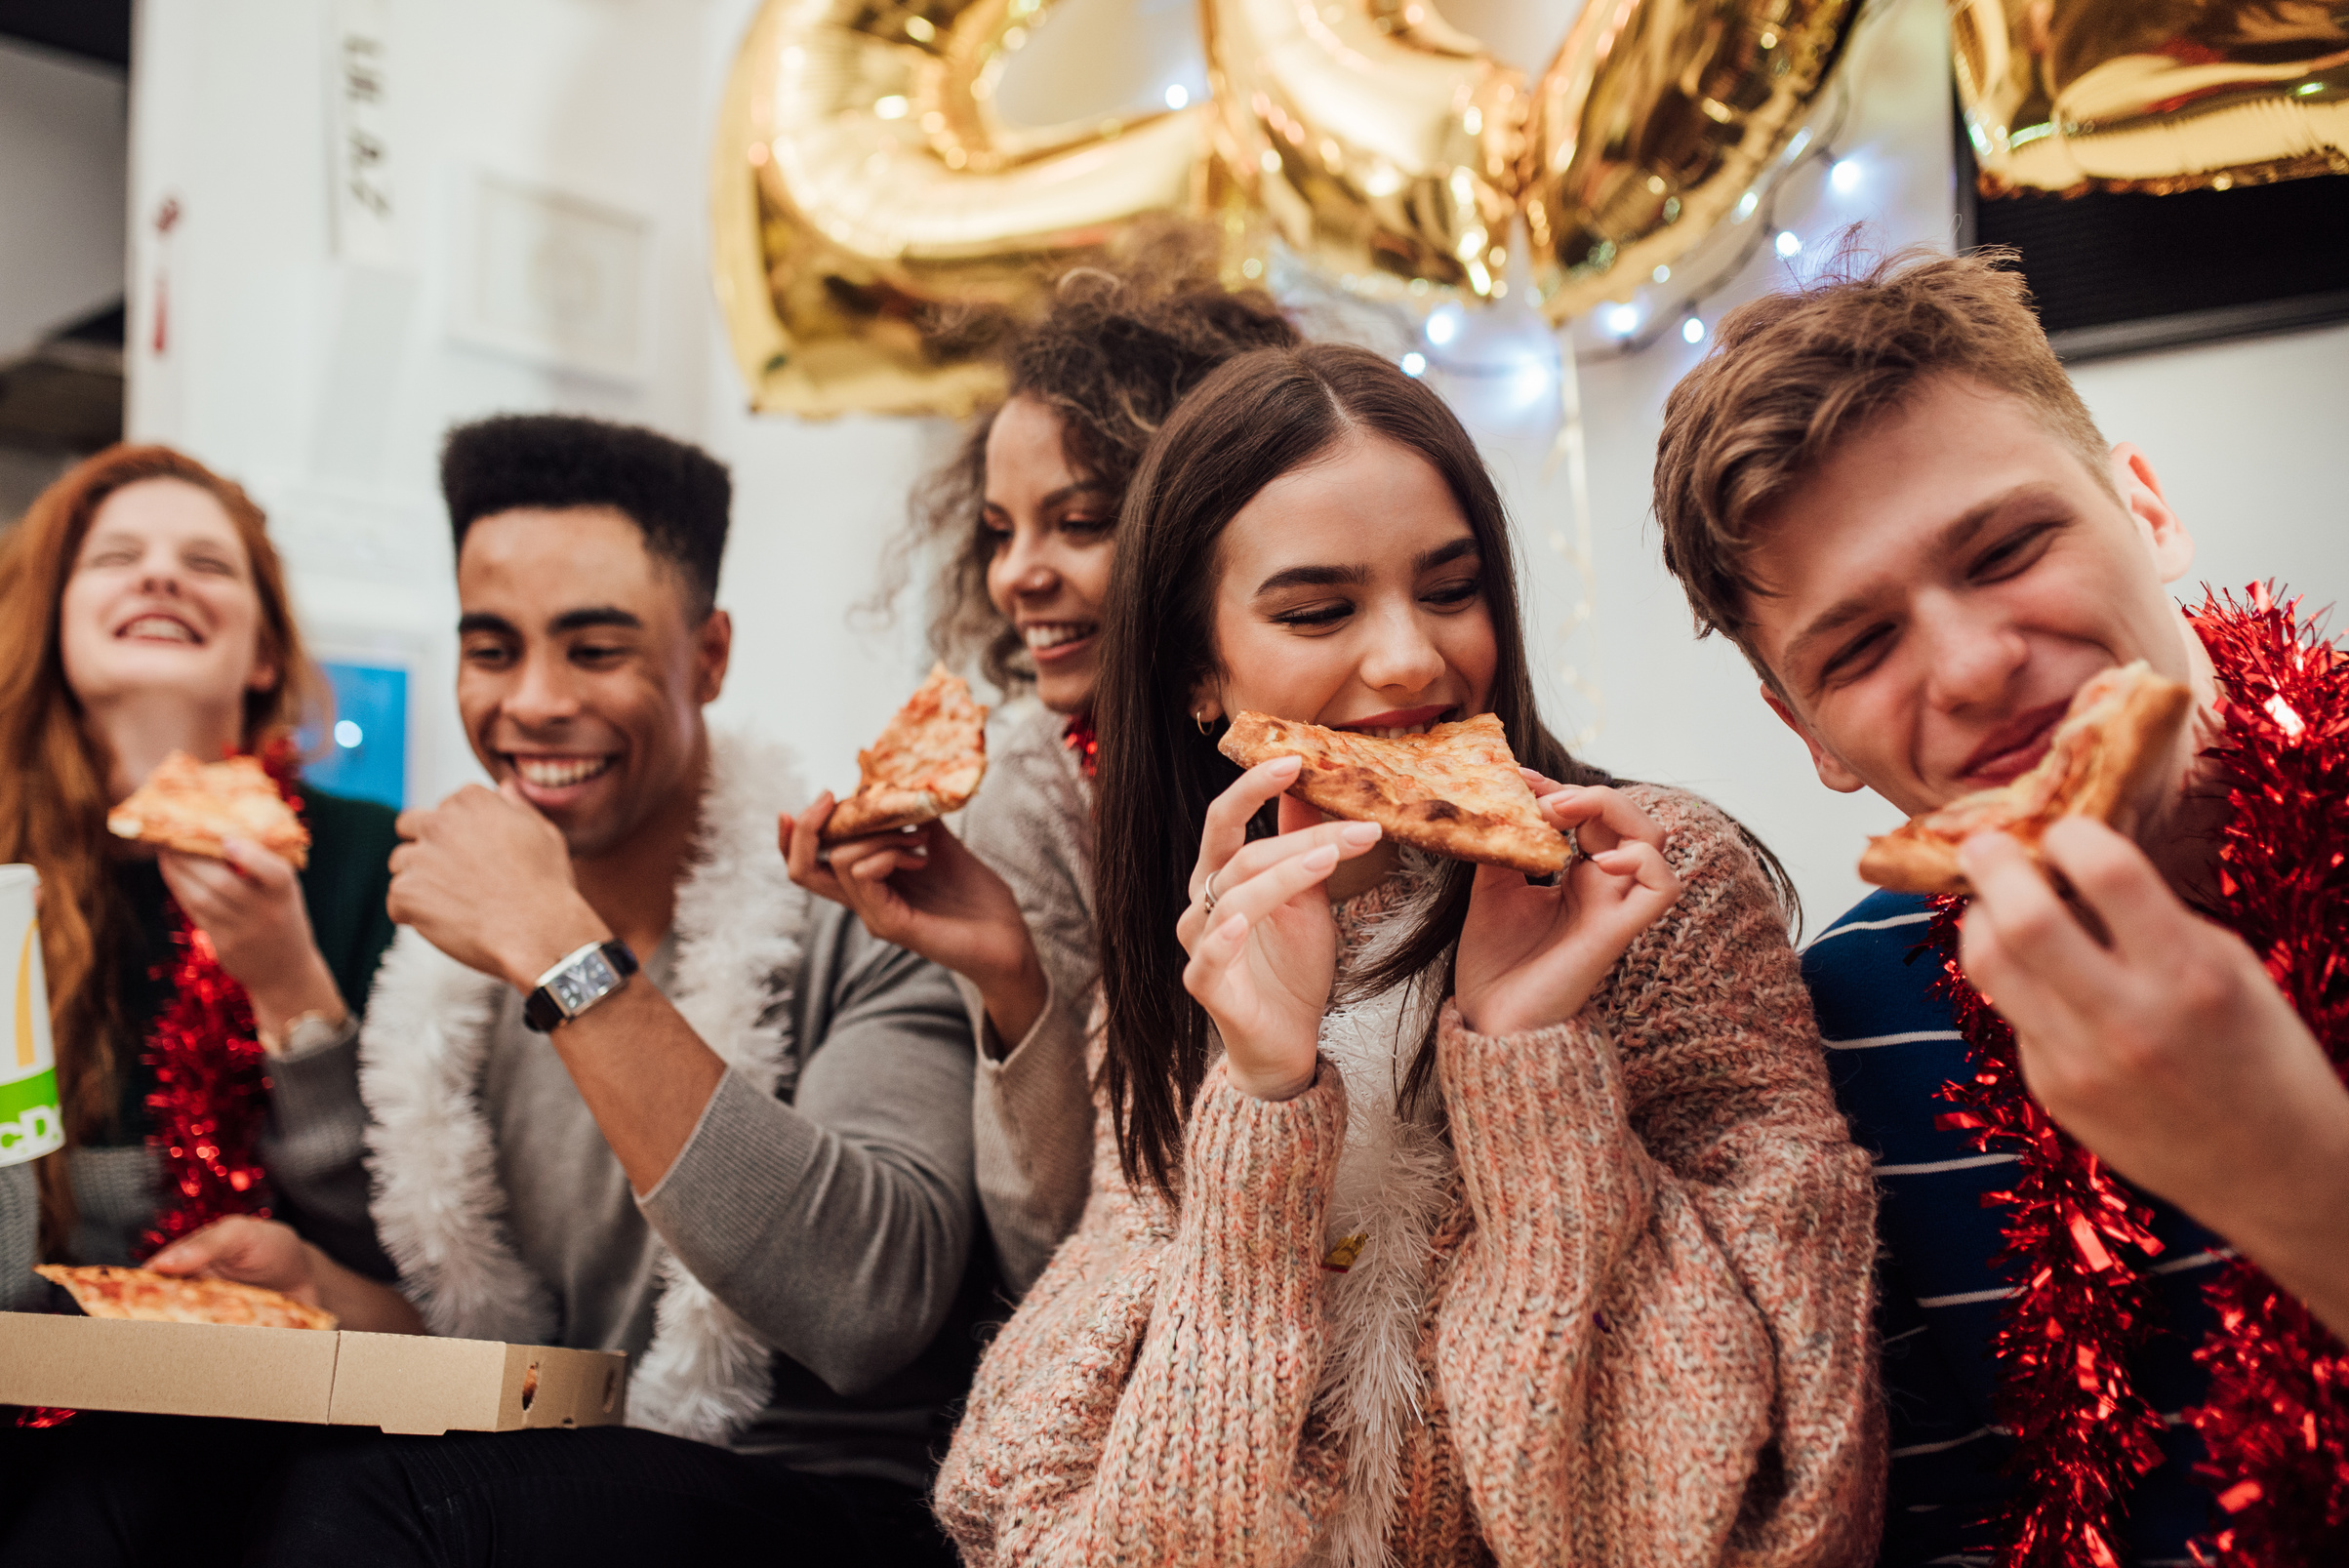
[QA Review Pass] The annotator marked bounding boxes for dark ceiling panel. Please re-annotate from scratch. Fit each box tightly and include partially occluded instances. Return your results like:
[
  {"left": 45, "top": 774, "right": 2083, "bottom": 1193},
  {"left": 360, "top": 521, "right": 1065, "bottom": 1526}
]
[
  {"left": 0, "top": 0, "right": 132, "bottom": 68},
  {"left": 1955, "top": 101, "right": 2349, "bottom": 363}
]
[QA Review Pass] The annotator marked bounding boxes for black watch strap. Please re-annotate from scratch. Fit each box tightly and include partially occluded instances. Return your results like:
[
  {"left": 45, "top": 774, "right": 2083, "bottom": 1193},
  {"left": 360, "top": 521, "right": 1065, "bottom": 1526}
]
[{"left": 522, "top": 940, "right": 639, "bottom": 1032}]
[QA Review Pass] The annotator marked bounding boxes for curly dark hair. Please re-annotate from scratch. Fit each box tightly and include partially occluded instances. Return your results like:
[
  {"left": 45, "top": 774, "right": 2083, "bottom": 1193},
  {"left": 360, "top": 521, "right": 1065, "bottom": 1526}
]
[
  {"left": 441, "top": 414, "right": 732, "bottom": 618},
  {"left": 894, "top": 221, "right": 1301, "bottom": 696}
]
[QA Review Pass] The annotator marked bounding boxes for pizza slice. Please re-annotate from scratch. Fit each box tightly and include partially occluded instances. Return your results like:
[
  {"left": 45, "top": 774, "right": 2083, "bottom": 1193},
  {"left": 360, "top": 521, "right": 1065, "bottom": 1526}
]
[
  {"left": 820, "top": 664, "right": 991, "bottom": 842},
  {"left": 1218, "top": 711, "right": 1570, "bottom": 875},
  {"left": 106, "top": 751, "right": 310, "bottom": 868},
  {"left": 35, "top": 1265, "right": 339, "bottom": 1331},
  {"left": 1858, "top": 660, "right": 2194, "bottom": 895}
]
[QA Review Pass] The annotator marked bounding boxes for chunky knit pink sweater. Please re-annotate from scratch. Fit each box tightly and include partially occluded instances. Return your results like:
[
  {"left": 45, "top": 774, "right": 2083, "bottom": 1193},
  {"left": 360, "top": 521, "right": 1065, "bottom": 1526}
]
[{"left": 935, "top": 786, "right": 1883, "bottom": 1566}]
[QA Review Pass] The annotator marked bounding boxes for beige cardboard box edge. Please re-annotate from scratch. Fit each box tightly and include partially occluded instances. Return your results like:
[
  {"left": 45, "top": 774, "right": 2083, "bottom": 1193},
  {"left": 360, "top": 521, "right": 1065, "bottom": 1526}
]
[
  {"left": 0, "top": 1315, "right": 626, "bottom": 1434},
  {"left": 330, "top": 1332, "right": 628, "bottom": 1434}
]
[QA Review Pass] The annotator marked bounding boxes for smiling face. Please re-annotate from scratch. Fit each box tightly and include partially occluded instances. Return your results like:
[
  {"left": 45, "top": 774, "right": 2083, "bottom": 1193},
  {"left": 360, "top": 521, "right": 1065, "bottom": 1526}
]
[
  {"left": 1198, "top": 431, "right": 1497, "bottom": 738},
  {"left": 456, "top": 506, "right": 729, "bottom": 858},
  {"left": 982, "top": 396, "right": 1117, "bottom": 714},
  {"left": 1743, "top": 373, "right": 2199, "bottom": 819},
  {"left": 59, "top": 477, "right": 277, "bottom": 722}
]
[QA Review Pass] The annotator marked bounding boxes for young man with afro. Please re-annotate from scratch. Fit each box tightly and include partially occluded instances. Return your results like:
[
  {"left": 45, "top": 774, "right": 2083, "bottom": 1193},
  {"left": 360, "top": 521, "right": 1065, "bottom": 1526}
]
[{"left": 156, "top": 414, "right": 989, "bottom": 1566}]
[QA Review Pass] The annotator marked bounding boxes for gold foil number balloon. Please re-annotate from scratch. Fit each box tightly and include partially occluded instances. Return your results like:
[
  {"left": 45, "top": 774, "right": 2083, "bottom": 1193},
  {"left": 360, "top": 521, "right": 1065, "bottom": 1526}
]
[
  {"left": 1200, "top": 0, "right": 1527, "bottom": 300},
  {"left": 714, "top": 0, "right": 1874, "bottom": 414},
  {"left": 712, "top": 0, "right": 1216, "bottom": 418},
  {"left": 1521, "top": 0, "right": 1861, "bottom": 322},
  {"left": 1952, "top": 0, "right": 2349, "bottom": 196}
]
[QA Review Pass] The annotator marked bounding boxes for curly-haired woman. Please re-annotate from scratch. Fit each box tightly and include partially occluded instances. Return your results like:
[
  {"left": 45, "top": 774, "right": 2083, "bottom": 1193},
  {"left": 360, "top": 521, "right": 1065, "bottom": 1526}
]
[{"left": 782, "top": 227, "right": 1298, "bottom": 1290}]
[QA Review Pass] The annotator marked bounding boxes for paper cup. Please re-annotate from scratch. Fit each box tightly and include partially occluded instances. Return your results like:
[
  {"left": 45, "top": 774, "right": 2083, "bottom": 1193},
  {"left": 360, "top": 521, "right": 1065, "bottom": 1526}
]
[{"left": 0, "top": 865, "right": 63, "bottom": 1167}]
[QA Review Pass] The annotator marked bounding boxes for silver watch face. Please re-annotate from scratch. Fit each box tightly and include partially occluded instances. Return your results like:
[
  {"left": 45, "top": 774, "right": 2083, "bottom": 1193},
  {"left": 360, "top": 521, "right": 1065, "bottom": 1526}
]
[{"left": 548, "top": 949, "right": 620, "bottom": 1016}]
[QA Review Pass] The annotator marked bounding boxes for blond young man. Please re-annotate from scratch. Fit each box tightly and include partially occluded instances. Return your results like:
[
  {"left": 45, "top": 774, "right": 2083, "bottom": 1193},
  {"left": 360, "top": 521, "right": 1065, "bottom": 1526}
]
[{"left": 1652, "top": 251, "right": 2349, "bottom": 1567}]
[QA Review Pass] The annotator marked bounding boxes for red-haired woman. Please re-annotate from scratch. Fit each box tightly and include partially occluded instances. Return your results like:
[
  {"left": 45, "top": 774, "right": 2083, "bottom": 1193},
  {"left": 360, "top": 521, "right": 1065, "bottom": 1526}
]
[{"left": 0, "top": 446, "right": 404, "bottom": 1313}]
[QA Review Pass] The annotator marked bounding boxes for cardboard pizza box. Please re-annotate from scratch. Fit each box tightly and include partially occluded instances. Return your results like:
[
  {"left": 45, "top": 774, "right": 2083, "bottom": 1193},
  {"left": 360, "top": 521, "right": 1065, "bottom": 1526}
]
[{"left": 0, "top": 1314, "right": 627, "bottom": 1435}]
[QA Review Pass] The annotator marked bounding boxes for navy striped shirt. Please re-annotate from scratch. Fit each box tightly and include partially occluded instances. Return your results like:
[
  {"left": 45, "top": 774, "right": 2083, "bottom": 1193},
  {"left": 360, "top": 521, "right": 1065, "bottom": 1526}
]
[{"left": 1802, "top": 889, "right": 2230, "bottom": 1568}]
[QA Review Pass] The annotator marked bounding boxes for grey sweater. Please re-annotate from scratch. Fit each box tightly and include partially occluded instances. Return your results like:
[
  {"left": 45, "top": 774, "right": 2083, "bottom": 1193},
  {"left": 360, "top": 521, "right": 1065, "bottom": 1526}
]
[
  {"left": 958, "top": 701, "right": 1099, "bottom": 1294},
  {"left": 0, "top": 1024, "right": 374, "bottom": 1313},
  {"left": 349, "top": 897, "right": 985, "bottom": 1486}
]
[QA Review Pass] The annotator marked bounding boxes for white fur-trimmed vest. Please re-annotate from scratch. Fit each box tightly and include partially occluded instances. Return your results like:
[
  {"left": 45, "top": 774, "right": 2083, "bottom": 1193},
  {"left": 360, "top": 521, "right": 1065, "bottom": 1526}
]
[{"left": 359, "top": 732, "right": 811, "bottom": 1445}]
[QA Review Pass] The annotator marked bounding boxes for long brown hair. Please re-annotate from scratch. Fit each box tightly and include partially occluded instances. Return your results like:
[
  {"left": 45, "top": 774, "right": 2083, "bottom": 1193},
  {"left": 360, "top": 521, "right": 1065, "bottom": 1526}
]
[
  {"left": 889, "top": 220, "right": 1301, "bottom": 696},
  {"left": 0, "top": 445, "right": 320, "bottom": 1257},
  {"left": 1093, "top": 344, "right": 1611, "bottom": 1197}
]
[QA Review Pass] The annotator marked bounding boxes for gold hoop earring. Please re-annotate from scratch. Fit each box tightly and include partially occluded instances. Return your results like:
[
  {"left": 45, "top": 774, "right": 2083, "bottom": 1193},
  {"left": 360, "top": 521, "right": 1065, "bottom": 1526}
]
[{"left": 1195, "top": 710, "right": 1213, "bottom": 735}]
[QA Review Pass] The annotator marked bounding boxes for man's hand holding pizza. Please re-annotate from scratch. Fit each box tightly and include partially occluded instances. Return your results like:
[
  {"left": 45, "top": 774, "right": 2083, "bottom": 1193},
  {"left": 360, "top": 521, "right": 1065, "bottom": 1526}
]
[
  {"left": 388, "top": 782, "right": 610, "bottom": 990},
  {"left": 1958, "top": 818, "right": 2349, "bottom": 1338}
]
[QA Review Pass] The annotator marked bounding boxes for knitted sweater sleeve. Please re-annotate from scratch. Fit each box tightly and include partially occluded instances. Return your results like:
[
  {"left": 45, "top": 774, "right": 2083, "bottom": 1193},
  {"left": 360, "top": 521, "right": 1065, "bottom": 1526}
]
[
  {"left": 1434, "top": 786, "right": 1883, "bottom": 1568},
  {"left": 935, "top": 1060, "right": 1350, "bottom": 1567}
]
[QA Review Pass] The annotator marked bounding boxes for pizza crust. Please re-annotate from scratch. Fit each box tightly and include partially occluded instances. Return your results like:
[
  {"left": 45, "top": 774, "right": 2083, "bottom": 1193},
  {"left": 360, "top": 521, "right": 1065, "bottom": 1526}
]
[
  {"left": 106, "top": 751, "right": 310, "bottom": 868},
  {"left": 825, "top": 785, "right": 947, "bottom": 842},
  {"left": 35, "top": 1265, "right": 339, "bottom": 1331},
  {"left": 1218, "top": 711, "right": 1571, "bottom": 875},
  {"left": 1858, "top": 661, "right": 2194, "bottom": 895},
  {"left": 821, "top": 664, "right": 990, "bottom": 842}
]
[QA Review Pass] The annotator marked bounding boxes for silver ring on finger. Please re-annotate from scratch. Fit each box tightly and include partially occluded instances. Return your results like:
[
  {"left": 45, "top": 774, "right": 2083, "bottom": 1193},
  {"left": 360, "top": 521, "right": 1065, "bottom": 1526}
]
[{"left": 1201, "top": 866, "right": 1224, "bottom": 915}]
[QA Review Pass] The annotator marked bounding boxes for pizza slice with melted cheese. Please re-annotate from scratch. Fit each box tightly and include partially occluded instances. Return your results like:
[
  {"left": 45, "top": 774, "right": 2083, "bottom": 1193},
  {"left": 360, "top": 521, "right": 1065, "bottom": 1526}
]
[
  {"left": 820, "top": 664, "right": 991, "bottom": 841},
  {"left": 35, "top": 1265, "right": 339, "bottom": 1331},
  {"left": 1858, "top": 660, "right": 2194, "bottom": 895},
  {"left": 106, "top": 751, "right": 310, "bottom": 868},
  {"left": 1218, "top": 711, "right": 1570, "bottom": 875}
]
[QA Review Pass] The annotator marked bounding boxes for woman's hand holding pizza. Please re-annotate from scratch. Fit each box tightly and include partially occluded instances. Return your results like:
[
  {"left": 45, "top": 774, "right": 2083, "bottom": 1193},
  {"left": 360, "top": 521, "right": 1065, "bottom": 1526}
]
[
  {"left": 149, "top": 1214, "right": 325, "bottom": 1306},
  {"left": 150, "top": 1215, "right": 425, "bottom": 1334},
  {"left": 157, "top": 838, "right": 346, "bottom": 1041},
  {"left": 1453, "top": 779, "right": 1680, "bottom": 1038},
  {"left": 1179, "top": 756, "right": 1384, "bottom": 1103},
  {"left": 780, "top": 796, "right": 1049, "bottom": 1050}
]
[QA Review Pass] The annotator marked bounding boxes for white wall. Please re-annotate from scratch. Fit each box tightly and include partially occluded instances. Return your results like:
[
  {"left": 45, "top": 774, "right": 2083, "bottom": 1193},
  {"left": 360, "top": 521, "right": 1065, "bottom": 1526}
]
[
  {"left": 126, "top": 0, "right": 2349, "bottom": 927},
  {"left": 0, "top": 39, "right": 127, "bottom": 359},
  {"left": 2069, "top": 325, "right": 2349, "bottom": 602},
  {"left": 126, "top": 0, "right": 932, "bottom": 809}
]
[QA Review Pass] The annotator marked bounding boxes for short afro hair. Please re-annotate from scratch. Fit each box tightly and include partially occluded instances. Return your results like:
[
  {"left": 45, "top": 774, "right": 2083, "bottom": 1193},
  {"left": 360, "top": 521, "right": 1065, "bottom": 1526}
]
[{"left": 440, "top": 414, "right": 731, "bottom": 616}]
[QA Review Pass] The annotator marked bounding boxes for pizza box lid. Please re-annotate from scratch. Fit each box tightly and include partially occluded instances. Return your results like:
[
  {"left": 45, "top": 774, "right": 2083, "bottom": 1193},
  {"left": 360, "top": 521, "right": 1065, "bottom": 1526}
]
[{"left": 0, "top": 1314, "right": 627, "bottom": 1435}]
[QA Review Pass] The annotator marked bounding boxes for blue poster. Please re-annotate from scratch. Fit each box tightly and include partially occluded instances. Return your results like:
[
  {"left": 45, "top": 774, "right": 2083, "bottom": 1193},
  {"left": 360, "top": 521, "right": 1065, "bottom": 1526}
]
[{"left": 305, "top": 662, "right": 408, "bottom": 809}]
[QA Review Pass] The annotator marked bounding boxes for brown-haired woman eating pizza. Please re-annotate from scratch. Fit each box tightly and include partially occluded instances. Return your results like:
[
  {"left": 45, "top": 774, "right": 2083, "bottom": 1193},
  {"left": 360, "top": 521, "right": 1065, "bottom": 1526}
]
[
  {"left": 932, "top": 344, "right": 1883, "bottom": 1564},
  {"left": 781, "top": 224, "right": 1298, "bottom": 1291}
]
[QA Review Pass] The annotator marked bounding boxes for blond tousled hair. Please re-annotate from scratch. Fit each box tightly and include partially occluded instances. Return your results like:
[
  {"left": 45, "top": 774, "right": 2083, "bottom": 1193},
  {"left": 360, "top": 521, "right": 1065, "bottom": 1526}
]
[{"left": 1652, "top": 245, "right": 2114, "bottom": 666}]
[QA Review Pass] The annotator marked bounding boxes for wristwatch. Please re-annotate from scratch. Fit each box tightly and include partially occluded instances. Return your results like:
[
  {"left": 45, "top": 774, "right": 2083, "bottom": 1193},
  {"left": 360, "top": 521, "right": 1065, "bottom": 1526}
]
[{"left": 522, "top": 940, "right": 639, "bottom": 1032}]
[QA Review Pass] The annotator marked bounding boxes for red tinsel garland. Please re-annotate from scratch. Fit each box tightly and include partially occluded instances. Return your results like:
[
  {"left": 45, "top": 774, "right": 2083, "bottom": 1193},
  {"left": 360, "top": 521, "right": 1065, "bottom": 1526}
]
[
  {"left": 1061, "top": 711, "right": 1099, "bottom": 779},
  {"left": 135, "top": 912, "right": 277, "bottom": 1257},
  {"left": 18, "top": 747, "right": 301, "bottom": 1427},
  {"left": 136, "top": 743, "right": 303, "bottom": 1255},
  {"left": 1926, "top": 584, "right": 2349, "bottom": 1567},
  {"left": 1926, "top": 895, "right": 2168, "bottom": 1568},
  {"left": 2180, "top": 586, "right": 2349, "bottom": 1565}
]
